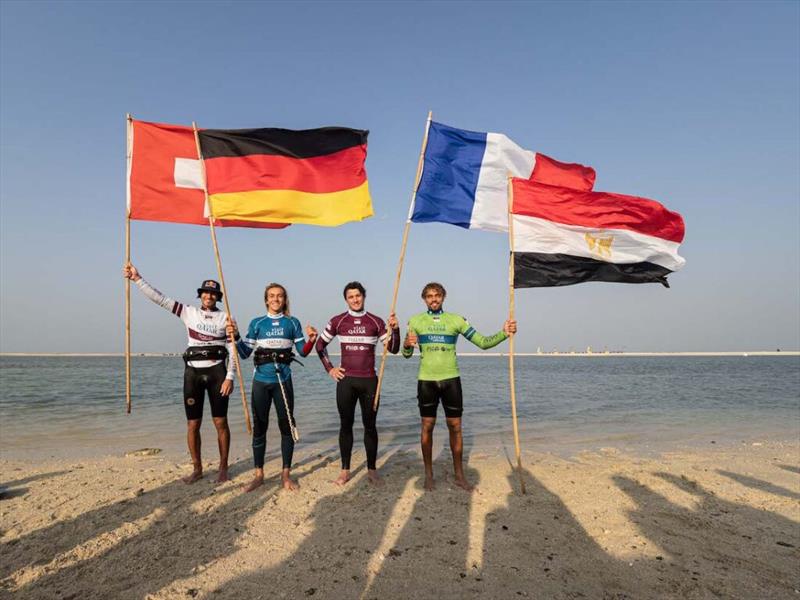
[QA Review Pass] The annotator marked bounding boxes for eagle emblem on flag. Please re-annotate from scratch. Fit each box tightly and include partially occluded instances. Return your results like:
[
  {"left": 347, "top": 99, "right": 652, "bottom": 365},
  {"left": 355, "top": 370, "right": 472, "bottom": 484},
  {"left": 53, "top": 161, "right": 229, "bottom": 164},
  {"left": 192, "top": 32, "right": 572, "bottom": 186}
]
[{"left": 585, "top": 232, "right": 614, "bottom": 259}]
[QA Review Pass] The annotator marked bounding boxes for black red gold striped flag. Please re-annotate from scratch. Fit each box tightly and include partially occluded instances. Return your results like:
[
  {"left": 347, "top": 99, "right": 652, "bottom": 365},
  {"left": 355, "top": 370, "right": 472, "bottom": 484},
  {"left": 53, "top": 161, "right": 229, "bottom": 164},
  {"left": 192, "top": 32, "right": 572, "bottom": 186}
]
[
  {"left": 127, "top": 120, "right": 287, "bottom": 229},
  {"left": 198, "top": 127, "right": 373, "bottom": 227}
]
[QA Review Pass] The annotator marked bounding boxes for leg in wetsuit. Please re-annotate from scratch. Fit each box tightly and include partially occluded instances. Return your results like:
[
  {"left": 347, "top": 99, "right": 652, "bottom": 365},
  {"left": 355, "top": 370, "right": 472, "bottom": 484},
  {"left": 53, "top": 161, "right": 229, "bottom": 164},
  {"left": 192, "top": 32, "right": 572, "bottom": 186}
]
[
  {"left": 417, "top": 377, "right": 468, "bottom": 491},
  {"left": 182, "top": 363, "right": 230, "bottom": 483},
  {"left": 183, "top": 363, "right": 230, "bottom": 420},
  {"left": 416, "top": 377, "right": 463, "bottom": 418},
  {"left": 251, "top": 378, "right": 296, "bottom": 470},
  {"left": 336, "top": 376, "right": 379, "bottom": 470}
]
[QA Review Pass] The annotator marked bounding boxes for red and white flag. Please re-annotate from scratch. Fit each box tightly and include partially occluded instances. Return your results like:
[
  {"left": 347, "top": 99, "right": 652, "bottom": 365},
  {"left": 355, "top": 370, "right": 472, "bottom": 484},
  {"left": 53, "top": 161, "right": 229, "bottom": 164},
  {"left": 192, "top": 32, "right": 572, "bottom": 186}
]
[
  {"left": 126, "top": 120, "right": 287, "bottom": 228},
  {"left": 511, "top": 179, "right": 686, "bottom": 288}
]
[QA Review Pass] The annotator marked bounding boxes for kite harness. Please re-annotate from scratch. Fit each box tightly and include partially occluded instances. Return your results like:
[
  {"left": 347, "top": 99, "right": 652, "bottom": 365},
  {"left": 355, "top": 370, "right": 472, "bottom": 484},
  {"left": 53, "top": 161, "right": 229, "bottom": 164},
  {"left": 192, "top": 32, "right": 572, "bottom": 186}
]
[
  {"left": 253, "top": 348, "right": 303, "bottom": 367},
  {"left": 183, "top": 345, "right": 228, "bottom": 363}
]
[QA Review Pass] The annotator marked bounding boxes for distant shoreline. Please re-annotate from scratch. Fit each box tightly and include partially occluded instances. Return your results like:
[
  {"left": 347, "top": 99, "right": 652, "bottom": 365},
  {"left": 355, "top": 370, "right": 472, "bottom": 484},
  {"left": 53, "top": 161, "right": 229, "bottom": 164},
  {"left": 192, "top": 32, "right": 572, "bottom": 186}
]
[{"left": 1, "top": 351, "right": 797, "bottom": 357}]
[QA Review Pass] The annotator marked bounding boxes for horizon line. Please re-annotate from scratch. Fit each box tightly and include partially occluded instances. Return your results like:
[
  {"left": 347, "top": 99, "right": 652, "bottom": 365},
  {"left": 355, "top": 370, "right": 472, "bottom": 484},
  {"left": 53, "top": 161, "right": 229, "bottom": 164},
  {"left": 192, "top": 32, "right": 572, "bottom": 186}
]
[{"left": 0, "top": 351, "right": 798, "bottom": 358}]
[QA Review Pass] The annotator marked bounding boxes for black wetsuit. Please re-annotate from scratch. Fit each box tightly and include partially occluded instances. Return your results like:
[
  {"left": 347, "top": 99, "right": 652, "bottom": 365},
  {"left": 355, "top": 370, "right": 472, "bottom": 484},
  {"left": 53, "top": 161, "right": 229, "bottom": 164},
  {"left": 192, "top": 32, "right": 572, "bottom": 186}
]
[
  {"left": 251, "top": 379, "right": 295, "bottom": 469},
  {"left": 417, "top": 377, "right": 464, "bottom": 418},
  {"left": 316, "top": 309, "right": 400, "bottom": 471},
  {"left": 184, "top": 363, "right": 229, "bottom": 420},
  {"left": 336, "top": 377, "right": 379, "bottom": 470}
]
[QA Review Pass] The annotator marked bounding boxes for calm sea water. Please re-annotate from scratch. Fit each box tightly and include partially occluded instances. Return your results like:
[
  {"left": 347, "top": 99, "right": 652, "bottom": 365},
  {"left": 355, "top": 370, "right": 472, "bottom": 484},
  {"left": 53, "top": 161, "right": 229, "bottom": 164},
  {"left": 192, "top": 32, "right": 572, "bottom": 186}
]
[{"left": 0, "top": 356, "right": 798, "bottom": 461}]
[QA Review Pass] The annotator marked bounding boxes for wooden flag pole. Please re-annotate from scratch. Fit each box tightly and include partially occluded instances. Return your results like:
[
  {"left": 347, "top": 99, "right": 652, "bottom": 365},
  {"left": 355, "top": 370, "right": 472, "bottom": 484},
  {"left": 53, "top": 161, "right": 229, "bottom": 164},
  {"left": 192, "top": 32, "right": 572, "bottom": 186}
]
[
  {"left": 373, "top": 110, "right": 433, "bottom": 411},
  {"left": 507, "top": 175, "right": 526, "bottom": 494},
  {"left": 192, "top": 122, "right": 252, "bottom": 434},
  {"left": 125, "top": 113, "right": 133, "bottom": 414}
]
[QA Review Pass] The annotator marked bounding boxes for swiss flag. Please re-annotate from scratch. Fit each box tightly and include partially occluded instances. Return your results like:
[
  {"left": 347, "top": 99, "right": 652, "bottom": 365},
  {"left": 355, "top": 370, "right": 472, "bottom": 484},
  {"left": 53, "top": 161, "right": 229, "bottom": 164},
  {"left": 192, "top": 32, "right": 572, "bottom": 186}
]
[{"left": 127, "top": 120, "right": 287, "bottom": 228}]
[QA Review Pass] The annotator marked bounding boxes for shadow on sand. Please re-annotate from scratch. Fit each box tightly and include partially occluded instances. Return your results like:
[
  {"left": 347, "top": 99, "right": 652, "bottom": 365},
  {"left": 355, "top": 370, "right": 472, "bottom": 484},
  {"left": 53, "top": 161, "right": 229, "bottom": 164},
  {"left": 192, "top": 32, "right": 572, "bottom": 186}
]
[
  {"left": 476, "top": 463, "right": 799, "bottom": 600},
  {"left": 717, "top": 468, "right": 800, "bottom": 501},
  {"left": 0, "top": 470, "right": 73, "bottom": 491},
  {"left": 3, "top": 451, "right": 798, "bottom": 599},
  {"left": 0, "top": 453, "right": 334, "bottom": 599}
]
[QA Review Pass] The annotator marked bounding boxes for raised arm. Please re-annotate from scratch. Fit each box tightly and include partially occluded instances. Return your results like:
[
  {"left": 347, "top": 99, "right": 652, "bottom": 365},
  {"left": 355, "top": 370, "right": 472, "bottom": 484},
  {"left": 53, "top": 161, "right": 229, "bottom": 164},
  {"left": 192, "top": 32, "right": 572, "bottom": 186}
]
[{"left": 123, "top": 263, "right": 184, "bottom": 318}]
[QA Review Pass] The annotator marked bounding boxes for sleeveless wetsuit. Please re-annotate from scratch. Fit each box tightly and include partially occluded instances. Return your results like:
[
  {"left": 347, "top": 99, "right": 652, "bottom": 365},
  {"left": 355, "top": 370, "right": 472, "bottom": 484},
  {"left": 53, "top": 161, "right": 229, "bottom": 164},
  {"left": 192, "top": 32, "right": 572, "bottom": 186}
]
[
  {"left": 236, "top": 313, "right": 313, "bottom": 470},
  {"left": 316, "top": 309, "right": 400, "bottom": 470},
  {"left": 403, "top": 309, "right": 507, "bottom": 417}
]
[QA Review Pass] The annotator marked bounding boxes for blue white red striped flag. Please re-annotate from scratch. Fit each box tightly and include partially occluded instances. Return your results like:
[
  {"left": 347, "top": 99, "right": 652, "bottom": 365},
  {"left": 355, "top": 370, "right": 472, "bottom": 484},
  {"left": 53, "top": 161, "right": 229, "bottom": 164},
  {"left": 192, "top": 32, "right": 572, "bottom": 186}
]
[{"left": 412, "top": 121, "right": 595, "bottom": 232}]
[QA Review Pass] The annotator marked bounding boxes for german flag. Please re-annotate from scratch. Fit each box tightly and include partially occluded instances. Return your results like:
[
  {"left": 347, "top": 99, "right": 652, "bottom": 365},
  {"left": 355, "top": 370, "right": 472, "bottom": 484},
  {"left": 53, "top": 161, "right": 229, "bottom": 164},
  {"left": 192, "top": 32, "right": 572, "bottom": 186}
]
[
  {"left": 127, "top": 120, "right": 288, "bottom": 229},
  {"left": 198, "top": 127, "right": 373, "bottom": 227}
]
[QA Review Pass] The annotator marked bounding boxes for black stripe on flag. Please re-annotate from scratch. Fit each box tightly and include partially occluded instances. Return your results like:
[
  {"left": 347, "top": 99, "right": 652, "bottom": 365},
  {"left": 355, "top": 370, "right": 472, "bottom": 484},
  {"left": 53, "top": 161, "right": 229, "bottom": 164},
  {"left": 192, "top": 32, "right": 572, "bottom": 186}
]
[
  {"left": 200, "top": 127, "right": 368, "bottom": 159},
  {"left": 513, "top": 253, "right": 673, "bottom": 288}
]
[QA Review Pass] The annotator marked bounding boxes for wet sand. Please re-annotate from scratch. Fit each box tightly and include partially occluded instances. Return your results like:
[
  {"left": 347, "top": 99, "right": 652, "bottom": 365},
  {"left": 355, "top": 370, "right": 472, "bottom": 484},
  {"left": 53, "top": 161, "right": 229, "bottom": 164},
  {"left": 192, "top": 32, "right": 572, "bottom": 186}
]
[{"left": 1, "top": 441, "right": 798, "bottom": 599}]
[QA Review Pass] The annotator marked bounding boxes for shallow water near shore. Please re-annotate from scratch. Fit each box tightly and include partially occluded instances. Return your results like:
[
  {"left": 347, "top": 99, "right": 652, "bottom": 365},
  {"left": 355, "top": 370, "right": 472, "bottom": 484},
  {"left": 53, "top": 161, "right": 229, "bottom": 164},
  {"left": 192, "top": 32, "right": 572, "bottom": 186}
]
[{"left": 0, "top": 355, "right": 798, "bottom": 461}]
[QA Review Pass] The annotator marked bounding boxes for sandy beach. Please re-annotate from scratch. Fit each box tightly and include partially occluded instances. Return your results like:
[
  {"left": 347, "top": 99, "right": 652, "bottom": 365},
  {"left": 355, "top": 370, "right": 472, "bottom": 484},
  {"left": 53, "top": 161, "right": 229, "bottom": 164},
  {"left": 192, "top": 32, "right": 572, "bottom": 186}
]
[{"left": 1, "top": 440, "right": 798, "bottom": 599}]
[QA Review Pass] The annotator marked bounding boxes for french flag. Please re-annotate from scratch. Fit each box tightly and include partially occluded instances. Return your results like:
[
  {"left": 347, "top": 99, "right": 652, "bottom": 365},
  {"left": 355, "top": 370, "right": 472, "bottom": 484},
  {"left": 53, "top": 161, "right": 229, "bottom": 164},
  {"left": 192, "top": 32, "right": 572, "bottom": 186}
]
[
  {"left": 511, "top": 178, "right": 686, "bottom": 288},
  {"left": 412, "top": 121, "right": 595, "bottom": 232}
]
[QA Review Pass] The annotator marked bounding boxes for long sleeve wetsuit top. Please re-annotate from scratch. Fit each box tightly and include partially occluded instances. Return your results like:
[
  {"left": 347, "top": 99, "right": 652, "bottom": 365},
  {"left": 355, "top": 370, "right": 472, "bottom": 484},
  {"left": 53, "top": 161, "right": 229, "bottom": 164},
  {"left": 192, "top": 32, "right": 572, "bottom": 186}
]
[
  {"left": 136, "top": 278, "right": 234, "bottom": 379},
  {"left": 316, "top": 309, "right": 400, "bottom": 377},
  {"left": 402, "top": 309, "right": 507, "bottom": 381},
  {"left": 236, "top": 313, "right": 312, "bottom": 383}
]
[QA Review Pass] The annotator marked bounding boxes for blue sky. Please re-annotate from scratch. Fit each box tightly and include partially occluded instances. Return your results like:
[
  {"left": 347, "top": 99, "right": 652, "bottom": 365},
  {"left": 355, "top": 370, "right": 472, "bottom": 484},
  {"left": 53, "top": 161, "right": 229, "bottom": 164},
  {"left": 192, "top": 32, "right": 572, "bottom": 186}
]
[{"left": 1, "top": 1, "right": 798, "bottom": 353}]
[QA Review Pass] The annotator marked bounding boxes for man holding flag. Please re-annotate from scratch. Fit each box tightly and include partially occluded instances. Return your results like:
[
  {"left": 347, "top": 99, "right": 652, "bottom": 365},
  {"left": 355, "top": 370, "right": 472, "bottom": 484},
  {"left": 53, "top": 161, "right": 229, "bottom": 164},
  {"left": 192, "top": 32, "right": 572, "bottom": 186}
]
[
  {"left": 123, "top": 263, "right": 234, "bottom": 484},
  {"left": 403, "top": 282, "right": 516, "bottom": 492},
  {"left": 391, "top": 116, "right": 684, "bottom": 491}
]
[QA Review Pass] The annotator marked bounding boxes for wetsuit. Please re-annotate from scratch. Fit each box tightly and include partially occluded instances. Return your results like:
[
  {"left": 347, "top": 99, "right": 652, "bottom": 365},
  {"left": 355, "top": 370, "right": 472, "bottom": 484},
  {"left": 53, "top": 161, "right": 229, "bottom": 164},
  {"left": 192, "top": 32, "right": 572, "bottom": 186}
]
[
  {"left": 236, "top": 313, "right": 313, "bottom": 470},
  {"left": 403, "top": 309, "right": 507, "bottom": 418},
  {"left": 135, "top": 278, "right": 234, "bottom": 420},
  {"left": 316, "top": 310, "right": 400, "bottom": 470}
]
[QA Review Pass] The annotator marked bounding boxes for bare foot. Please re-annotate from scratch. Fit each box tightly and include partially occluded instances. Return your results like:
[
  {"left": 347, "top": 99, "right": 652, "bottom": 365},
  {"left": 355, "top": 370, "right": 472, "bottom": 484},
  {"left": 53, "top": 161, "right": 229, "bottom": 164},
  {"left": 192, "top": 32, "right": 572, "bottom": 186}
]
[
  {"left": 453, "top": 477, "right": 474, "bottom": 492},
  {"left": 367, "top": 470, "right": 384, "bottom": 487},
  {"left": 216, "top": 467, "right": 229, "bottom": 483},
  {"left": 242, "top": 475, "right": 264, "bottom": 493},
  {"left": 424, "top": 476, "right": 435, "bottom": 491},
  {"left": 281, "top": 476, "right": 299, "bottom": 491},
  {"left": 182, "top": 469, "right": 203, "bottom": 484},
  {"left": 333, "top": 470, "right": 350, "bottom": 486}
]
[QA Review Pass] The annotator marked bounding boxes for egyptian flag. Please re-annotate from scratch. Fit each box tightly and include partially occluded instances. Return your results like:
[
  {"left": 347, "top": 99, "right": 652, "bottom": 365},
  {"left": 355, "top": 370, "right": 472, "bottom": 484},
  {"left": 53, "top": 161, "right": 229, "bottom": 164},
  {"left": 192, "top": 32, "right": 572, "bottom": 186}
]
[
  {"left": 127, "top": 120, "right": 287, "bottom": 228},
  {"left": 198, "top": 127, "right": 373, "bottom": 227},
  {"left": 511, "top": 178, "right": 686, "bottom": 288}
]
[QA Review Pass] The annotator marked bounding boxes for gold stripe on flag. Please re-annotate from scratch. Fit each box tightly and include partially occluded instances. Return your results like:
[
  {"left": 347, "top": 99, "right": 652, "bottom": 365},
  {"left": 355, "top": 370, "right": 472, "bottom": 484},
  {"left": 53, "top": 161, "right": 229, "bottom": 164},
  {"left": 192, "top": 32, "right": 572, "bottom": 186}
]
[{"left": 208, "top": 181, "right": 373, "bottom": 227}]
